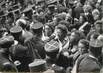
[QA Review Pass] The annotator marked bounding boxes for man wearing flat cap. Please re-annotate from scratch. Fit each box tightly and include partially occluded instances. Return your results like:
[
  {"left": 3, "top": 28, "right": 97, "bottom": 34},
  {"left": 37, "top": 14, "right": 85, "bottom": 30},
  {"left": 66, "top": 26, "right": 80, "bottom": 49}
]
[{"left": 76, "top": 39, "right": 102, "bottom": 73}]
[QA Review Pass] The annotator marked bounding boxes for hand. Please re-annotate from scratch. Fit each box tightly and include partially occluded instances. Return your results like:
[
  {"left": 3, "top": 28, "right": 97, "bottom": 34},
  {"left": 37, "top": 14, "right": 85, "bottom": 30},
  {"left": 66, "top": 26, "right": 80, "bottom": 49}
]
[{"left": 63, "top": 51, "right": 69, "bottom": 57}]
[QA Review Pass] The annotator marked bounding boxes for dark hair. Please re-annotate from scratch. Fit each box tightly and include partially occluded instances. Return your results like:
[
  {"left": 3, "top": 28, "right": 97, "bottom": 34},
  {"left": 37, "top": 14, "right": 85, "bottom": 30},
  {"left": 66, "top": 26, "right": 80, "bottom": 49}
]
[
  {"left": 44, "top": 23, "right": 54, "bottom": 33},
  {"left": 79, "top": 39, "right": 89, "bottom": 49},
  {"left": 59, "top": 20, "right": 70, "bottom": 30},
  {"left": 56, "top": 24, "right": 68, "bottom": 38}
]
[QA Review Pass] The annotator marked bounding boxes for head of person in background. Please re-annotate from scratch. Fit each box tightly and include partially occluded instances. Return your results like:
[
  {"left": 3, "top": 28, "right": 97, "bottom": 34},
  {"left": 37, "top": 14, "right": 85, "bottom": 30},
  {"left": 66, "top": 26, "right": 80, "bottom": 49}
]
[
  {"left": 92, "top": 9, "right": 100, "bottom": 21},
  {"left": 65, "top": 13, "right": 73, "bottom": 24},
  {"left": 90, "top": 32, "right": 100, "bottom": 41},
  {"left": 78, "top": 39, "right": 89, "bottom": 55},
  {"left": 79, "top": 13, "right": 87, "bottom": 25},
  {"left": 59, "top": 20, "right": 70, "bottom": 31},
  {"left": 36, "top": 0, "right": 45, "bottom": 9},
  {"left": 94, "top": 20, "right": 103, "bottom": 34},
  {"left": 37, "top": 7, "right": 44, "bottom": 15},
  {"left": 83, "top": 4, "right": 92, "bottom": 14}
]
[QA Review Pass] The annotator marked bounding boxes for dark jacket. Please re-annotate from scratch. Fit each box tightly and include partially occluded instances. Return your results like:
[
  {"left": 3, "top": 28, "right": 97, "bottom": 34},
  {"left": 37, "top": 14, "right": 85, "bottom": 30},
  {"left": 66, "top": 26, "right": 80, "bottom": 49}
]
[{"left": 77, "top": 54, "right": 101, "bottom": 73}]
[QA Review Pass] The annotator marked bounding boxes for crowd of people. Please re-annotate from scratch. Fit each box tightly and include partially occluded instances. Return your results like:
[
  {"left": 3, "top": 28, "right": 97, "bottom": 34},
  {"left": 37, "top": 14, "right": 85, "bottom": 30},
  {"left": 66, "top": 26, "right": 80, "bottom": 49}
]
[{"left": 0, "top": 0, "right": 103, "bottom": 73}]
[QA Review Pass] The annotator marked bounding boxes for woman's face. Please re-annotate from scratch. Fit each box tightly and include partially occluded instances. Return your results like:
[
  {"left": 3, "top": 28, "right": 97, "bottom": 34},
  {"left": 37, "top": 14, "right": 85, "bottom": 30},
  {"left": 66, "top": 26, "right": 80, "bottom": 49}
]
[
  {"left": 78, "top": 42, "right": 87, "bottom": 54},
  {"left": 44, "top": 25, "right": 52, "bottom": 36}
]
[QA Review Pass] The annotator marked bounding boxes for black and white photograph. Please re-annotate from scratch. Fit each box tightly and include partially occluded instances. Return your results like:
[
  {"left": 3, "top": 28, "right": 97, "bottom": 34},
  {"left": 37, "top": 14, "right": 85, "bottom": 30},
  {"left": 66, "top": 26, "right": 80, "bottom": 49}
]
[{"left": 0, "top": 0, "right": 102, "bottom": 73}]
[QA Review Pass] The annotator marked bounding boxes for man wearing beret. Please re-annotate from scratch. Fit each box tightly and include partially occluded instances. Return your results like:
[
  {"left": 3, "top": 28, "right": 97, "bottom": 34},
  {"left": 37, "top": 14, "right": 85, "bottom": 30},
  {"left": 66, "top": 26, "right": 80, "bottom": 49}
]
[{"left": 76, "top": 39, "right": 102, "bottom": 73}]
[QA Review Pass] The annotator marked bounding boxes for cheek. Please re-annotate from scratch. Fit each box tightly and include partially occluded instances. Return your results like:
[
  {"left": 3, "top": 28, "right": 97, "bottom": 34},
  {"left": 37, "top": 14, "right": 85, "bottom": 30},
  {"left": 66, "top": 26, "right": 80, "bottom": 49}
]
[{"left": 96, "top": 26, "right": 101, "bottom": 30}]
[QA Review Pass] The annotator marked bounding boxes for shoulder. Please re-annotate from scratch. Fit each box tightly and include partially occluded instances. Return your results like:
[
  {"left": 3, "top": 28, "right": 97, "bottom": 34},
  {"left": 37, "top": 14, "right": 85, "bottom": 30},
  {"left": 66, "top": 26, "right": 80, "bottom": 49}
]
[{"left": 78, "top": 55, "right": 101, "bottom": 72}]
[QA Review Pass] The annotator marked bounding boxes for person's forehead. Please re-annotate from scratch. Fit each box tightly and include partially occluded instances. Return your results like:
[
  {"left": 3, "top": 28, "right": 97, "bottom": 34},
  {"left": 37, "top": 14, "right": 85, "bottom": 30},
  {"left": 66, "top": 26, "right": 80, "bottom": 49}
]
[
  {"left": 55, "top": 28, "right": 61, "bottom": 32},
  {"left": 78, "top": 43, "right": 85, "bottom": 47},
  {"left": 71, "top": 32, "right": 76, "bottom": 35},
  {"left": 45, "top": 25, "right": 50, "bottom": 29},
  {"left": 95, "top": 23, "right": 102, "bottom": 27}
]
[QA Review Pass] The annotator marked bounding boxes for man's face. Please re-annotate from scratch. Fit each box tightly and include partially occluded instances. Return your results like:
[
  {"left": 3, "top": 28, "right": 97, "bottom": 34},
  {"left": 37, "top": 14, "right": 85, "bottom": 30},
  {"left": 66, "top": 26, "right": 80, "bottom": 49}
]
[
  {"left": 44, "top": 25, "right": 52, "bottom": 36},
  {"left": 70, "top": 32, "right": 77, "bottom": 43},
  {"left": 95, "top": 24, "right": 102, "bottom": 32},
  {"left": 78, "top": 42, "right": 87, "bottom": 54}
]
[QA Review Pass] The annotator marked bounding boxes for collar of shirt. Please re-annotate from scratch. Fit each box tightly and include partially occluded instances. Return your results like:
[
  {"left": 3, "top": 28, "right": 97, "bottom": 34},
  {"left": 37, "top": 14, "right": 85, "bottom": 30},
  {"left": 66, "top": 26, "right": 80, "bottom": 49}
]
[{"left": 89, "top": 54, "right": 98, "bottom": 61}]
